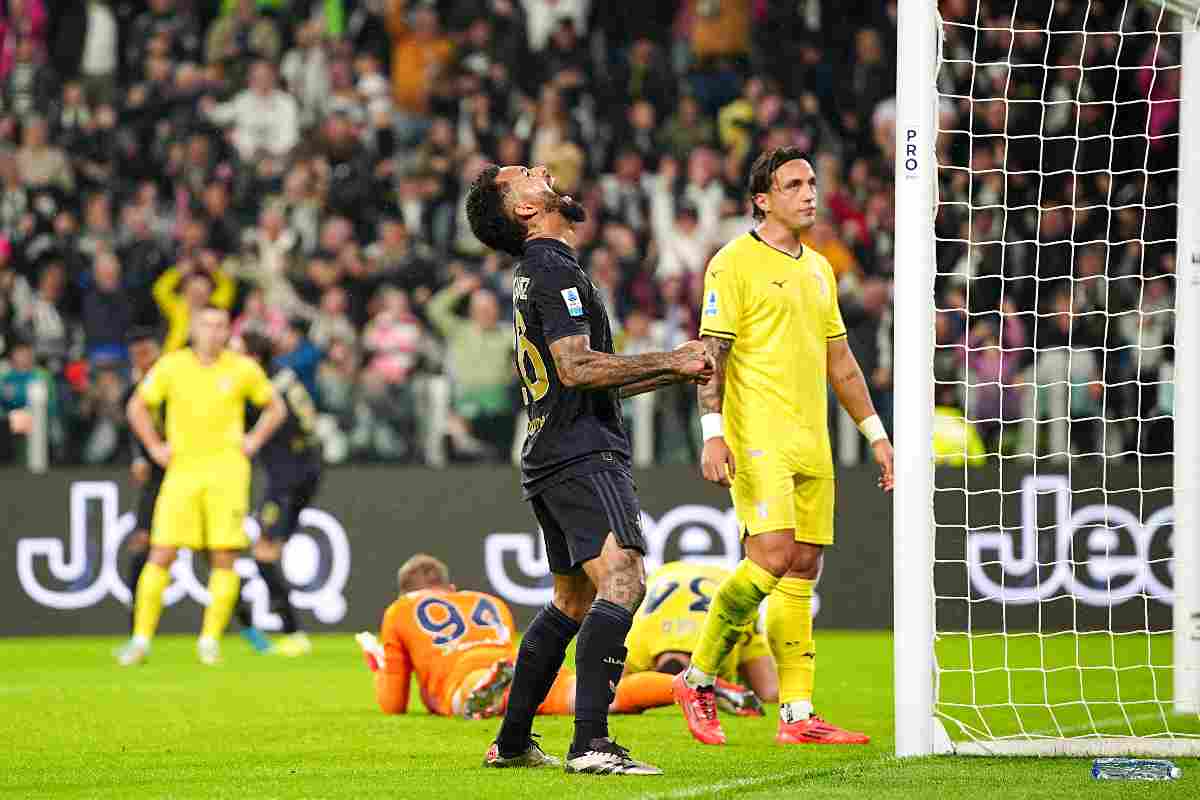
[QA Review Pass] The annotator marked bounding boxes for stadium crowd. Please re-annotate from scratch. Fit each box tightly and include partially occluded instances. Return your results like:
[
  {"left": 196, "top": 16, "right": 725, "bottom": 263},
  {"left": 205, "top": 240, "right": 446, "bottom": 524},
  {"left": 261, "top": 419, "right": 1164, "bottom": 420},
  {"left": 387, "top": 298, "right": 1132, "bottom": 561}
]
[{"left": 0, "top": 0, "right": 1180, "bottom": 467}]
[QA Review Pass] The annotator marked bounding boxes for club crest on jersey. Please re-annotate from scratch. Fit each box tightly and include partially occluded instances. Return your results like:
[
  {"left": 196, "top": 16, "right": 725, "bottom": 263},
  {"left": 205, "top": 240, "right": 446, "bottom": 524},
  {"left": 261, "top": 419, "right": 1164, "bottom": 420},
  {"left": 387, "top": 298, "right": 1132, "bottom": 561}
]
[
  {"left": 561, "top": 287, "right": 584, "bottom": 317},
  {"left": 704, "top": 290, "right": 719, "bottom": 317}
]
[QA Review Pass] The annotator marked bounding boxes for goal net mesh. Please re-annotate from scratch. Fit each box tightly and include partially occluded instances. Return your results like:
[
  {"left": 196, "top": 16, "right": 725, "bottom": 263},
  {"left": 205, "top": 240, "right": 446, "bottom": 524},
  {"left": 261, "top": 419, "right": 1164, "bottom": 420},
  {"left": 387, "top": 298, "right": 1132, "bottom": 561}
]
[{"left": 932, "top": 0, "right": 1200, "bottom": 750}]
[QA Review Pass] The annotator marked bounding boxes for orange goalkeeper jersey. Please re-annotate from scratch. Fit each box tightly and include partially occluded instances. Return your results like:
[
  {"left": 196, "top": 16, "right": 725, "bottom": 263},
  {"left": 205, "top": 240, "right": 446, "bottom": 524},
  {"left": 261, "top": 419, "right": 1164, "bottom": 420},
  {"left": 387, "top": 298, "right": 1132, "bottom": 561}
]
[{"left": 379, "top": 589, "right": 517, "bottom": 715}]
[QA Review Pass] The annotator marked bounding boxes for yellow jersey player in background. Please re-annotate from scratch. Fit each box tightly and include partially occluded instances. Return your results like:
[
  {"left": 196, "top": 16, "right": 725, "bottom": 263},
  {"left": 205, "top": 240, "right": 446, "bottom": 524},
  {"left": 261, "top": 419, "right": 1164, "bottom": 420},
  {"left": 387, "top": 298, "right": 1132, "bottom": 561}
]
[
  {"left": 117, "top": 304, "right": 287, "bottom": 666},
  {"left": 626, "top": 561, "right": 776, "bottom": 715},
  {"left": 673, "top": 147, "right": 894, "bottom": 747}
]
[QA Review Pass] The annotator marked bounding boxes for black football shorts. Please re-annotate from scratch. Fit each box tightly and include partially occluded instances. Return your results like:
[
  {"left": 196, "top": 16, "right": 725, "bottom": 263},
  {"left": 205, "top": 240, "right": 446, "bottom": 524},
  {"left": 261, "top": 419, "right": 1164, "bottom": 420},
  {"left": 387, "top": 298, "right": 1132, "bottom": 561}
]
[{"left": 529, "top": 469, "right": 647, "bottom": 574}]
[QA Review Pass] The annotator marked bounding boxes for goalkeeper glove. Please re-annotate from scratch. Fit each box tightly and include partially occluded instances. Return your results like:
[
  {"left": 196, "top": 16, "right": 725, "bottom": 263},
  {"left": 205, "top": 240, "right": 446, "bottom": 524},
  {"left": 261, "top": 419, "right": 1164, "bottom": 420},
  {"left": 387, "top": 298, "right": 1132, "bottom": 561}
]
[{"left": 355, "top": 631, "right": 386, "bottom": 672}]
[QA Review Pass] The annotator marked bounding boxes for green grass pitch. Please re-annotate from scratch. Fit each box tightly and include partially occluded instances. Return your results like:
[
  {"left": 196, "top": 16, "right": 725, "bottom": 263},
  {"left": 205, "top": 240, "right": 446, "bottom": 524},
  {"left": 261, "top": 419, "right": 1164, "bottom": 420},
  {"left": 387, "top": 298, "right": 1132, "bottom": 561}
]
[{"left": 1, "top": 631, "right": 1196, "bottom": 799}]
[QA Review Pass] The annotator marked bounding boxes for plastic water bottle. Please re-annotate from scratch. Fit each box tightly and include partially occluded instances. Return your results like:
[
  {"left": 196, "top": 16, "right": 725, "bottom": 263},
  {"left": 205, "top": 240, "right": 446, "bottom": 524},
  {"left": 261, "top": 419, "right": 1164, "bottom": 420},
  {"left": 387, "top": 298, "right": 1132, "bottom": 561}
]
[{"left": 1091, "top": 758, "right": 1182, "bottom": 780}]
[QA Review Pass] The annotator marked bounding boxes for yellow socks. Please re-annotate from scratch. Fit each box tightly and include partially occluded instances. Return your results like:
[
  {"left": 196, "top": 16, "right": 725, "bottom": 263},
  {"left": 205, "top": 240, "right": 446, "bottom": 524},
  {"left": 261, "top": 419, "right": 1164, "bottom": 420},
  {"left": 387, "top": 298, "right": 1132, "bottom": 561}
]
[
  {"left": 690, "top": 558, "right": 780, "bottom": 680},
  {"left": 200, "top": 568, "right": 241, "bottom": 641},
  {"left": 132, "top": 562, "right": 170, "bottom": 641},
  {"left": 768, "top": 576, "right": 816, "bottom": 711}
]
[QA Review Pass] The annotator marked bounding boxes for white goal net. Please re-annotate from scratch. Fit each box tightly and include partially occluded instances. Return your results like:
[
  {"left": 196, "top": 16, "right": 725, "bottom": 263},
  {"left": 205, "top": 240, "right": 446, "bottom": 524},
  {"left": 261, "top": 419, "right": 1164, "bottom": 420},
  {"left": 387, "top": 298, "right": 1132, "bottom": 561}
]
[{"left": 894, "top": 0, "right": 1200, "bottom": 757}]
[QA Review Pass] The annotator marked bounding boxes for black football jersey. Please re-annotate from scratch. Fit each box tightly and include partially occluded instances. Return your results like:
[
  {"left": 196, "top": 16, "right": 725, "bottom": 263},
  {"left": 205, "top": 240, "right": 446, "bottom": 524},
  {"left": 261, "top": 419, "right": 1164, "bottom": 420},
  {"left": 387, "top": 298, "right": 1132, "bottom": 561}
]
[
  {"left": 513, "top": 238, "right": 631, "bottom": 497},
  {"left": 255, "top": 367, "right": 321, "bottom": 486},
  {"left": 123, "top": 380, "right": 166, "bottom": 481}
]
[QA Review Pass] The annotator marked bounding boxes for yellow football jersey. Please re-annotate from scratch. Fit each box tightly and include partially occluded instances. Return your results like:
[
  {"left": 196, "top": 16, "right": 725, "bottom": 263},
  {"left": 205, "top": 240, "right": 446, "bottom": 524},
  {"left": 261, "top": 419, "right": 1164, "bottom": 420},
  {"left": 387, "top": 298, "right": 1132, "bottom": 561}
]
[
  {"left": 138, "top": 348, "right": 275, "bottom": 464},
  {"left": 626, "top": 561, "right": 769, "bottom": 682},
  {"left": 699, "top": 231, "right": 846, "bottom": 478}
]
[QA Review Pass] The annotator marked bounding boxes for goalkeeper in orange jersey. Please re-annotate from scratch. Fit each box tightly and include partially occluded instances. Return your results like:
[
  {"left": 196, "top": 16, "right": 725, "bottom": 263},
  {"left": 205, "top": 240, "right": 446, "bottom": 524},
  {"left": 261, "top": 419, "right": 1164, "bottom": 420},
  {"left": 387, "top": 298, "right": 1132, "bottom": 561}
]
[{"left": 356, "top": 554, "right": 763, "bottom": 720}]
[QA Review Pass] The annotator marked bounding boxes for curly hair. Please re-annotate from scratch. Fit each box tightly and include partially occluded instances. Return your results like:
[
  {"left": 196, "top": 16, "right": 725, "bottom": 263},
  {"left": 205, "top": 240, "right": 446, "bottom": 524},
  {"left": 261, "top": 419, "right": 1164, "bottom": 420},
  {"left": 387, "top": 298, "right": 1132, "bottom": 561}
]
[
  {"left": 465, "top": 165, "right": 528, "bottom": 257},
  {"left": 748, "top": 146, "right": 810, "bottom": 221}
]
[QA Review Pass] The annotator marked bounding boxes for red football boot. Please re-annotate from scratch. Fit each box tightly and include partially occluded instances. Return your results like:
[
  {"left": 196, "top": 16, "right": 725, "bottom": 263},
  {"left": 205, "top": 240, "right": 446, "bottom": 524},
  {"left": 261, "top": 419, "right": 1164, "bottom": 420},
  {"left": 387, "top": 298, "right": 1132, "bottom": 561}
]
[
  {"left": 671, "top": 672, "right": 727, "bottom": 745},
  {"left": 776, "top": 714, "right": 870, "bottom": 745}
]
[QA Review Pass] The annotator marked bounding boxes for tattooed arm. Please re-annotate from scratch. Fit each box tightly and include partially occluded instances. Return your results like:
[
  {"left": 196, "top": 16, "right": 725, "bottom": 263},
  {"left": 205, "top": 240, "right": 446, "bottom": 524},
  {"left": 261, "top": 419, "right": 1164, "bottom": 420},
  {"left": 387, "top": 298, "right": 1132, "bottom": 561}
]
[
  {"left": 698, "top": 335, "right": 736, "bottom": 487},
  {"left": 619, "top": 374, "right": 688, "bottom": 398},
  {"left": 826, "top": 336, "right": 875, "bottom": 424},
  {"left": 549, "top": 334, "right": 712, "bottom": 391},
  {"left": 828, "top": 336, "right": 894, "bottom": 491},
  {"left": 697, "top": 335, "right": 732, "bottom": 414}
]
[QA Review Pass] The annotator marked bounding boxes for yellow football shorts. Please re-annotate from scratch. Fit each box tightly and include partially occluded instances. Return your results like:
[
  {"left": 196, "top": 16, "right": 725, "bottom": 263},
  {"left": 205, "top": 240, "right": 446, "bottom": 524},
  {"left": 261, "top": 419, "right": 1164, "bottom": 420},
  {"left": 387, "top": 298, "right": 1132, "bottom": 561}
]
[
  {"left": 730, "top": 455, "right": 835, "bottom": 545},
  {"left": 151, "top": 459, "right": 251, "bottom": 551}
]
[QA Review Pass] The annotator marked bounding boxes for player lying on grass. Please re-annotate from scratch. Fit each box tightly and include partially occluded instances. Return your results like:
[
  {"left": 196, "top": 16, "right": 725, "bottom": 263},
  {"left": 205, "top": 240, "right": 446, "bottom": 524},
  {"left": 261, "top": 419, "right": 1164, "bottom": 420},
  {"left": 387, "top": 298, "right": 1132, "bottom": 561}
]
[
  {"left": 627, "top": 560, "right": 777, "bottom": 713},
  {"left": 355, "top": 555, "right": 764, "bottom": 719}
]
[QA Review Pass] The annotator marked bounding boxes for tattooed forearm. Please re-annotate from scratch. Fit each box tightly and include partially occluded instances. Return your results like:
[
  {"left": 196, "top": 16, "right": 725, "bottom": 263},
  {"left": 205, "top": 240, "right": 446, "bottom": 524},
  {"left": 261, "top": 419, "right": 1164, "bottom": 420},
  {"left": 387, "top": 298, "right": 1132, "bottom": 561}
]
[
  {"left": 619, "top": 374, "right": 683, "bottom": 398},
  {"left": 827, "top": 337, "right": 877, "bottom": 424},
  {"left": 697, "top": 335, "right": 732, "bottom": 414},
  {"left": 551, "top": 334, "right": 681, "bottom": 390}
]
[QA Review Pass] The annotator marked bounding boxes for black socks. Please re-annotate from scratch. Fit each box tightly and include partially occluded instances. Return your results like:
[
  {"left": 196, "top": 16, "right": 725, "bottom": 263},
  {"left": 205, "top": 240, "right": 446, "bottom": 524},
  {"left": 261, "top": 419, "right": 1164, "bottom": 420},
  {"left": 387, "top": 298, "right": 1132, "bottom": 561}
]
[
  {"left": 496, "top": 603, "right": 580, "bottom": 756},
  {"left": 256, "top": 559, "right": 297, "bottom": 634},
  {"left": 571, "top": 599, "right": 634, "bottom": 754}
]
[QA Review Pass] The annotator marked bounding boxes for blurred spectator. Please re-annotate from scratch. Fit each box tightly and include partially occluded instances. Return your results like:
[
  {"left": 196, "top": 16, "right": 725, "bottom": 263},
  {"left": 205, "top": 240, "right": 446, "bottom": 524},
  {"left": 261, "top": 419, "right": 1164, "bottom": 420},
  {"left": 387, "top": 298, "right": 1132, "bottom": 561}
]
[
  {"left": 599, "top": 150, "right": 651, "bottom": 236},
  {"left": 310, "top": 284, "right": 357, "bottom": 351},
  {"left": 425, "top": 273, "right": 515, "bottom": 460},
  {"left": 522, "top": 0, "right": 588, "bottom": 53},
  {"left": 274, "top": 317, "right": 323, "bottom": 404},
  {"left": 236, "top": 204, "right": 308, "bottom": 317},
  {"left": 281, "top": 19, "right": 331, "bottom": 128},
  {"left": 1, "top": 337, "right": 42, "bottom": 412},
  {"left": 153, "top": 256, "right": 235, "bottom": 351},
  {"left": 650, "top": 156, "right": 718, "bottom": 280},
  {"left": 2, "top": 29, "right": 54, "bottom": 122},
  {"left": 81, "top": 250, "right": 132, "bottom": 362},
  {"left": 127, "top": 0, "right": 201, "bottom": 80},
  {"left": 203, "top": 60, "right": 298, "bottom": 168},
  {"left": 16, "top": 115, "right": 74, "bottom": 193},
  {"left": 79, "top": 0, "right": 118, "bottom": 105},
  {"left": 205, "top": 0, "right": 282, "bottom": 87},
  {"left": 386, "top": 0, "right": 453, "bottom": 117},
  {"left": 360, "top": 285, "right": 423, "bottom": 460},
  {"left": 18, "top": 260, "right": 78, "bottom": 372},
  {"left": 233, "top": 285, "right": 287, "bottom": 342},
  {"left": 660, "top": 95, "right": 717, "bottom": 162}
]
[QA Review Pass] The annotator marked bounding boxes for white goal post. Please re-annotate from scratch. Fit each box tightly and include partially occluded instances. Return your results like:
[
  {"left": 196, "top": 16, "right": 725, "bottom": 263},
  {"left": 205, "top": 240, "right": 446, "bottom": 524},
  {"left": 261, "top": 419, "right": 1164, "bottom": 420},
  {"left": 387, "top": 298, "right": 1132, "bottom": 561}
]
[{"left": 893, "top": 0, "right": 1200, "bottom": 757}]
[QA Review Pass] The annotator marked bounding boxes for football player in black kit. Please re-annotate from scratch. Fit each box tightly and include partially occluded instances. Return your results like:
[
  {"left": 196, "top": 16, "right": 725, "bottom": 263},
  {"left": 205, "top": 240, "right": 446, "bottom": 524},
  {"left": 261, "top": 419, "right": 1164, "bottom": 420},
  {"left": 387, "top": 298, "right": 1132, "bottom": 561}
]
[
  {"left": 238, "top": 331, "right": 324, "bottom": 657},
  {"left": 467, "top": 164, "right": 713, "bottom": 776},
  {"left": 122, "top": 328, "right": 165, "bottom": 630}
]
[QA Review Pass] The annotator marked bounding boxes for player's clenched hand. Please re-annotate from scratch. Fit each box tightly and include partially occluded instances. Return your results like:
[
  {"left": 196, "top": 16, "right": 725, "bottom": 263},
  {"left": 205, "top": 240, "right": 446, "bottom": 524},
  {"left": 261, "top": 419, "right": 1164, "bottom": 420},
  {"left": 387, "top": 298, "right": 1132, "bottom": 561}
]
[
  {"left": 702, "top": 437, "right": 736, "bottom": 487},
  {"left": 148, "top": 442, "right": 171, "bottom": 469},
  {"left": 241, "top": 434, "right": 262, "bottom": 459},
  {"left": 673, "top": 340, "right": 714, "bottom": 382},
  {"left": 873, "top": 439, "right": 894, "bottom": 492}
]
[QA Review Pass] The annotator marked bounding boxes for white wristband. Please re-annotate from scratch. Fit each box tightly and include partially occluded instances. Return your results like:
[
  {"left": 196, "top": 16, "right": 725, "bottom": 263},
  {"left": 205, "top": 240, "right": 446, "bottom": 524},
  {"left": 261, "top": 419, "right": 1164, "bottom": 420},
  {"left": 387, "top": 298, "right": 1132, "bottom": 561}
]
[
  {"left": 701, "top": 413, "right": 724, "bottom": 441},
  {"left": 858, "top": 414, "right": 888, "bottom": 444}
]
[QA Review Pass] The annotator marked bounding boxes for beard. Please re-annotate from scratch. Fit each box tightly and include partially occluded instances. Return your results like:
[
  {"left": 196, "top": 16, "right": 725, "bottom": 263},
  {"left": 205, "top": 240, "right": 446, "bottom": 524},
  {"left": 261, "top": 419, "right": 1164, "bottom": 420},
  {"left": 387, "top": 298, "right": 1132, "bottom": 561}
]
[{"left": 545, "top": 188, "right": 587, "bottom": 223}]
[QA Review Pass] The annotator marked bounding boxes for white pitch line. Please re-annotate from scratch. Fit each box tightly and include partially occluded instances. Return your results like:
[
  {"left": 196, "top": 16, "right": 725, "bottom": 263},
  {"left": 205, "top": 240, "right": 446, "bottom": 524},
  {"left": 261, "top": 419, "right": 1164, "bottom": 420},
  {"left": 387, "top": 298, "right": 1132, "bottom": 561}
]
[
  {"left": 637, "top": 757, "right": 895, "bottom": 800},
  {"left": 1036, "top": 711, "right": 1193, "bottom": 737},
  {"left": 641, "top": 713, "right": 1200, "bottom": 799}
]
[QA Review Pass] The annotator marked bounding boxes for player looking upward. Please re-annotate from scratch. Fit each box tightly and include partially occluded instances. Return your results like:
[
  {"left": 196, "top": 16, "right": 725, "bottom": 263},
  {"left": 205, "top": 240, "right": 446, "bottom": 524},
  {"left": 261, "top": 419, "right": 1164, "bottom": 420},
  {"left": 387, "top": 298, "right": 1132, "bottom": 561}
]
[
  {"left": 117, "top": 305, "right": 286, "bottom": 666},
  {"left": 672, "top": 147, "right": 895, "bottom": 746},
  {"left": 465, "top": 163, "right": 712, "bottom": 775},
  {"left": 237, "top": 331, "right": 324, "bottom": 657},
  {"left": 357, "top": 555, "right": 741, "bottom": 719}
]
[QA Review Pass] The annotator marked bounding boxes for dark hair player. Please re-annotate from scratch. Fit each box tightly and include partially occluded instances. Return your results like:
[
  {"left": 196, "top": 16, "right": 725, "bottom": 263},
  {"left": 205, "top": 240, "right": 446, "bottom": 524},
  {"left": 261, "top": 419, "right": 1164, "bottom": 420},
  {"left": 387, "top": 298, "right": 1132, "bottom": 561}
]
[{"left": 466, "top": 164, "right": 713, "bottom": 775}]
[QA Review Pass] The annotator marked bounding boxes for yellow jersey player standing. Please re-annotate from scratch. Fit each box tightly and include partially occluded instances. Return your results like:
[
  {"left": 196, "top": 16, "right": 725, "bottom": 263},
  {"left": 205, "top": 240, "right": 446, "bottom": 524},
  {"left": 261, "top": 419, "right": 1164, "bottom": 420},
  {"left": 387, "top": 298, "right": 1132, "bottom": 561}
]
[
  {"left": 672, "top": 147, "right": 895, "bottom": 746},
  {"left": 117, "top": 305, "right": 287, "bottom": 666}
]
